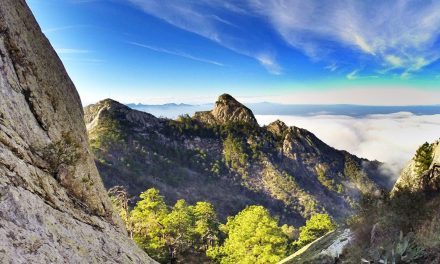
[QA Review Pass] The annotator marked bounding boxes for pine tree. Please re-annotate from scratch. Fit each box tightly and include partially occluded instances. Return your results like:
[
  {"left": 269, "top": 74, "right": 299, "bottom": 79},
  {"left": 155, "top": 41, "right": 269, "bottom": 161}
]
[
  {"left": 207, "top": 205, "right": 288, "bottom": 264},
  {"left": 293, "top": 213, "right": 336, "bottom": 250},
  {"left": 130, "top": 188, "right": 169, "bottom": 262},
  {"left": 192, "top": 201, "right": 220, "bottom": 250},
  {"left": 128, "top": 188, "right": 221, "bottom": 262},
  {"left": 163, "top": 199, "right": 196, "bottom": 261},
  {"left": 414, "top": 142, "right": 433, "bottom": 176}
]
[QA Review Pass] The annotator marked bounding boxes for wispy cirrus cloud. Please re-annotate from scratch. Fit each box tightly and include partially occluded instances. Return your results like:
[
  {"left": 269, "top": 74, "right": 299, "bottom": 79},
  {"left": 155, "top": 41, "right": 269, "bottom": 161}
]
[
  {"left": 128, "top": 42, "right": 224, "bottom": 66},
  {"left": 127, "top": 0, "right": 282, "bottom": 74},
  {"left": 43, "top": 24, "right": 91, "bottom": 34},
  {"left": 249, "top": 0, "right": 440, "bottom": 75},
  {"left": 55, "top": 48, "right": 103, "bottom": 64},
  {"left": 255, "top": 53, "right": 282, "bottom": 75},
  {"left": 55, "top": 48, "right": 91, "bottom": 54},
  {"left": 346, "top": 70, "right": 359, "bottom": 80},
  {"left": 60, "top": 57, "right": 105, "bottom": 64},
  {"left": 129, "top": 0, "right": 440, "bottom": 76}
]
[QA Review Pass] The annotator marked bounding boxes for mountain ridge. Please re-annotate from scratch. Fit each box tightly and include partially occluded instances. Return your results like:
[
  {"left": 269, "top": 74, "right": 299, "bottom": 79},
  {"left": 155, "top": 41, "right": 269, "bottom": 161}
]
[{"left": 85, "top": 95, "right": 391, "bottom": 226}]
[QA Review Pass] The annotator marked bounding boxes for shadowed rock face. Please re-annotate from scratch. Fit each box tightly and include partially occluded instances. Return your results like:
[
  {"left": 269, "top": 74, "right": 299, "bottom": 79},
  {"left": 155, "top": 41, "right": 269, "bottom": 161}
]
[
  {"left": 0, "top": 0, "right": 155, "bottom": 263},
  {"left": 194, "top": 93, "right": 259, "bottom": 126}
]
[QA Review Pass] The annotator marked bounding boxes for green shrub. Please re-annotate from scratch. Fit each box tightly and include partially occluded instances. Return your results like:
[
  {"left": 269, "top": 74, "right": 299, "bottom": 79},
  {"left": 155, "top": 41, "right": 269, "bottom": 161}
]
[
  {"left": 42, "top": 133, "right": 80, "bottom": 175},
  {"left": 293, "top": 213, "right": 336, "bottom": 250}
]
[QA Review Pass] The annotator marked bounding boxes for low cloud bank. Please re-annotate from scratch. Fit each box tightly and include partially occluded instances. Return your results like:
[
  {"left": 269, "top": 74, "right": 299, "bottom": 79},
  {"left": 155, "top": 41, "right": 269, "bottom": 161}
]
[{"left": 257, "top": 113, "right": 440, "bottom": 181}]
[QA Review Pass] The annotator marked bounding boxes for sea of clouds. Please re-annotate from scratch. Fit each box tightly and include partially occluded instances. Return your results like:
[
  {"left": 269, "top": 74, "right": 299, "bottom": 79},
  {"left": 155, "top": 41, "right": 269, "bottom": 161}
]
[{"left": 257, "top": 113, "right": 440, "bottom": 181}]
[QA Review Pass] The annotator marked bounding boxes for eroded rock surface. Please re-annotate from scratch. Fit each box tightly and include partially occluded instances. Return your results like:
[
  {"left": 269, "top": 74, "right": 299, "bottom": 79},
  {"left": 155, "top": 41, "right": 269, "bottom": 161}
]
[
  {"left": 0, "top": 0, "right": 155, "bottom": 263},
  {"left": 266, "top": 120, "right": 288, "bottom": 137},
  {"left": 393, "top": 140, "right": 440, "bottom": 193},
  {"left": 194, "top": 93, "right": 259, "bottom": 126}
]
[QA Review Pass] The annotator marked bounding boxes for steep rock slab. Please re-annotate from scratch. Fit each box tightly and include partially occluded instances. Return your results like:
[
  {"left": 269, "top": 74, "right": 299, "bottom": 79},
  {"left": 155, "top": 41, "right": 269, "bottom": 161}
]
[
  {"left": 279, "top": 229, "right": 352, "bottom": 264},
  {"left": 0, "top": 0, "right": 155, "bottom": 262}
]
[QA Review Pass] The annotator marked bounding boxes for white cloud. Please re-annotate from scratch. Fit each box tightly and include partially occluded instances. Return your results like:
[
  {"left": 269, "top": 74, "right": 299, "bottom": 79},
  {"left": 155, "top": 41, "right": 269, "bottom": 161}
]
[
  {"left": 257, "top": 113, "right": 440, "bottom": 180},
  {"left": 256, "top": 53, "right": 282, "bottom": 75},
  {"left": 385, "top": 55, "right": 404, "bottom": 68},
  {"left": 354, "top": 34, "right": 375, "bottom": 55},
  {"left": 128, "top": 42, "right": 224, "bottom": 66},
  {"left": 346, "top": 70, "right": 358, "bottom": 80}
]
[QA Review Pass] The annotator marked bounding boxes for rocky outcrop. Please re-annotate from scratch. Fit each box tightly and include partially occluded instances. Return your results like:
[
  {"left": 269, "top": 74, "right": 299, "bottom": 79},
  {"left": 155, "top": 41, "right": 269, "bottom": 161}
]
[
  {"left": 266, "top": 120, "right": 288, "bottom": 137},
  {"left": 279, "top": 229, "right": 353, "bottom": 264},
  {"left": 85, "top": 98, "right": 159, "bottom": 132},
  {"left": 393, "top": 140, "right": 440, "bottom": 193},
  {"left": 194, "top": 94, "right": 258, "bottom": 126},
  {"left": 0, "top": 0, "right": 155, "bottom": 262}
]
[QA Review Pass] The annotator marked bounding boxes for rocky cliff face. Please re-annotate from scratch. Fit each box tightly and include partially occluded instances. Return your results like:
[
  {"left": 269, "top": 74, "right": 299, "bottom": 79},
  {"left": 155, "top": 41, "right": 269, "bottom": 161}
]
[
  {"left": 393, "top": 140, "right": 440, "bottom": 193},
  {"left": 85, "top": 95, "right": 391, "bottom": 226},
  {"left": 0, "top": 1, "right": 155, "bottom": 263},
  {"left": 194, "top": 93, "right": 259, "bottom": 126}
]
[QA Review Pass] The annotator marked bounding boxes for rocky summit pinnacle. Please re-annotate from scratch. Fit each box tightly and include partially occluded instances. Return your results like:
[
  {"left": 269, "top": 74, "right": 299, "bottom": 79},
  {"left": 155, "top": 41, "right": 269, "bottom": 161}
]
[
  {"left": 194, "top": 93, "right": 259, "bottom": 126},
  {"left": 0, "top": 0, "right": 155, "bottom": 263},
  {"left": 266, "top": 120, "right": 289, "bottom": 137}
]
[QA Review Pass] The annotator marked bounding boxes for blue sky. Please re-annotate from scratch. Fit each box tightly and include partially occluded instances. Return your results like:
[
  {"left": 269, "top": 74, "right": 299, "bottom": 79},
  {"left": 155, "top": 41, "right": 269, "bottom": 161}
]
[{"left": 28, "top": 0, "right": 440, "bottom": 105}]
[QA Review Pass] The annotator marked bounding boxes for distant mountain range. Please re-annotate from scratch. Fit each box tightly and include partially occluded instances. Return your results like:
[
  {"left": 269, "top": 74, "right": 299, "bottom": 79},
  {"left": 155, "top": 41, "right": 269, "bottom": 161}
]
[{"left": 127, "top": 102, "right": 440, "bottom": 119}]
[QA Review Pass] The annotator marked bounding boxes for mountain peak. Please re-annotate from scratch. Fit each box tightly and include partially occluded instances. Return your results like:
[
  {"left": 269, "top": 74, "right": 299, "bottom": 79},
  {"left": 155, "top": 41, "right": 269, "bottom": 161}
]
[
  {"left": 91, "top": 98, "right": 128, "bottom": 110},
  {"left": 84, "top": 99, "right": 157, "bottom": 132},
  {"left": 194, "top": 94, "right": 258, "bottom": 126},
  {"left": 266, "top": 119, "right": 288, "bottom": 137},
  {"left": 217, "top": 93, "right": 239, "bottom": 103}
]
